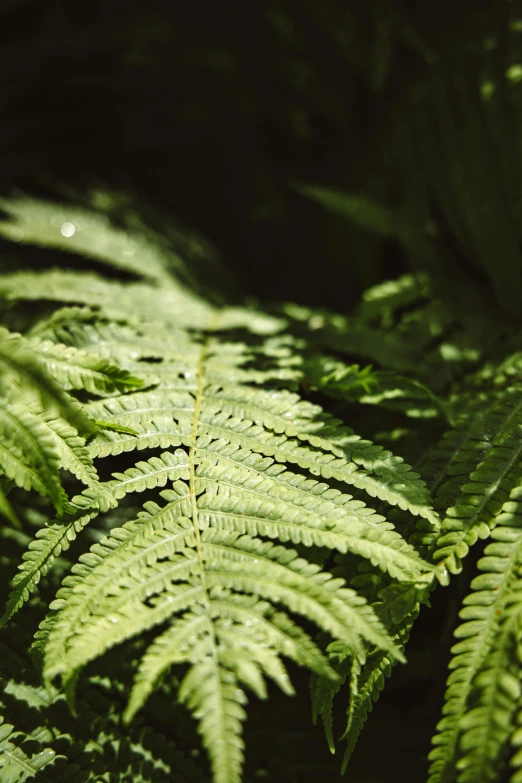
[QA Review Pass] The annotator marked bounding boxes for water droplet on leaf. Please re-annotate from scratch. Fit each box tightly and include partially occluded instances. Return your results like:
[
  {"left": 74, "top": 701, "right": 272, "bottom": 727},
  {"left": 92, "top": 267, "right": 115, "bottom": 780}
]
[
  {"left": 8, "top": 227, "right": 24, "bottom": 242},
  {"left": 60, "top": 222, "right": 76, "bottom": 237}
]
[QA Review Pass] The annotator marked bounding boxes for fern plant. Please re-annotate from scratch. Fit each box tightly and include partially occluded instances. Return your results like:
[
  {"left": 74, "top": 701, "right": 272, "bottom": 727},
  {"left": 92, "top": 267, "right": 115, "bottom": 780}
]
[
  {"left": 288, "top": 10, "right": 522, "bottom": 771},
  {"left": 0, "top": 196, "right": 441, "bottom": 783},
  {"left": 5, "top": 187, "right": 522, "bottom": 781}
]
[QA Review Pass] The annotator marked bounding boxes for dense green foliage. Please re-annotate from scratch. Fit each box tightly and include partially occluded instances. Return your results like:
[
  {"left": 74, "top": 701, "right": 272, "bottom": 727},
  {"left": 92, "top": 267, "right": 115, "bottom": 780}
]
[
  {"left": 1, "top": 180, "right": 522, "bottom": 783},
  {"left": 5, "top": 3, "right": 522, "bottom": 782},
  {"left": 0, "top": 197, "right": 437, "bottom": 782}
]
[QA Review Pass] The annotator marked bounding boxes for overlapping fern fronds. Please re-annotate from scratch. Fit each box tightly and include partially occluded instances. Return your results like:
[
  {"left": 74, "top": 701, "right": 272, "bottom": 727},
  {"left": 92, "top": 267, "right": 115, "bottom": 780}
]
[
  {"left": 0, "top": 630, "right": 207, "bottom": 783},
  {"left": 5, "top": 193, "right": 522, "bottom": 783},
  {"left": 0, "top": 322, "right": 141, "bottom": 521},
  {"left": 0, "top": 196, "right": 438, "bottom": 783},
  {"left": 299, "top": 270, "right": 522, "bottom": 782},
  {"left": 425, "top": 387, "right": 522, "bottom": 783}
]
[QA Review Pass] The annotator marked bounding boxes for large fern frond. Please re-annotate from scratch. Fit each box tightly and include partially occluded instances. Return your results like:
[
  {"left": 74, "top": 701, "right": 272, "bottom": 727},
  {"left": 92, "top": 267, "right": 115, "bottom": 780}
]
[
  {"left": 0, "top": 196, "right": 440, "bottom": 783},
  {"left": 428, "top": 480, "right": 522, "bottom": 783}
]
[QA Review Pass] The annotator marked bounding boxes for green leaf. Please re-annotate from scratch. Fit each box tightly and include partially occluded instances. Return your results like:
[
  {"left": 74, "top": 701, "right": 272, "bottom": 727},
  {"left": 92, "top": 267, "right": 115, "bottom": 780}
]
[{"left": 291, "top": 183, "right": 398, "bottom": 237}]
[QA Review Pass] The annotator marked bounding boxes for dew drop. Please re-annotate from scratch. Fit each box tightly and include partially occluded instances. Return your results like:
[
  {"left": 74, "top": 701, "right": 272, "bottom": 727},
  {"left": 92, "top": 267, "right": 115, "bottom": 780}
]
[
  {"left": 8, "top": 227, "right": 24, "bottom": 242},
  {"left": 60, "top": 222, "right": 76, "bottom": 237},
  {"left": 36, "top": 748, "right": 55, "bottom": 761},
  {"left": 121, "top": 246, "right": 136, "bottom": 258}
]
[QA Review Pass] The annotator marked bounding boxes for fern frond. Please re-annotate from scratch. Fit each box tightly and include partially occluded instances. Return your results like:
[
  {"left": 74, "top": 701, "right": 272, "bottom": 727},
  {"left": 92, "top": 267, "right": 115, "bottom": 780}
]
[
  {"left": 36, "top": 409, "right": 426, "bottom": 783},
  {"left": 40, "top": 415, "right": 99, "bottom": 487},
  {"left": 25, "top": 336, "right": 143, "bottom": 395},
  {"left": 0, "top": 196, "right": 170, "bottom": 282},
  {"left": 0, "top": 719, "right": 71, "bottom": 782},
  {"left": 86, "top": 383, "right": 439, "bottom": 526},
  {"left": 0, "top": 328, "right": 93, "bottom": 436},
  {"left": 0, "top": 500, "right": 115, "bottom": 629},
  {"left": 303, "top": 355, "right": 443, "bottom": 420},
  {"left": 356, "top": 272, "right": 432, "bottom": 324},
  {"left": 310, "top": 641, "right": 355, "bottom": 754},
  {"left": 0, "top": 402, "right": 66, "bottom": 514},
  {"left": 0, "top": 636, "right": 206, "bottom": 783},
  {"left": 310, "top": 576, "right": 427, "bottom": 763},
  {"left": 341, "top": 588, "right": 423, "bottom": 771},
  {"left": 125, "top": 611, "right": 210, "bottom": 720},
  {"left": 433, "top": 388, "right": 522, "bottom": 574},
  {"left": 209, "top": 594, "right": 336, "bottom": 678},
  {"left": 0, "top": 451, "right": 189, "bottom": 626},
  {"left": 282, "top": 301, "right": 419, "bottom": 372},
  {"left": 178, "top": 654, "right": 246, "bottom": 783},
  {"left": 41, "top": 514, "right": 401, "bottom": 681},
  {"left": 341, "top": 651, "right": 392, "bottom": 769},
  {"left": 0, "top": 269, "right": 214, "bottom": 329},
  {"left": 0, "top": 195, "right": 442, "bottom": 783},
  {"left": 37, "top": 430, "right": 422, "bottom": 783},
  {"left": 420, "top": 392, "right": 497, "bottom": 500},
  {"left": 89, "top": 419, "right": 186, "bottom": 457},
  {"left": 332, "top": 385, "right": 522, "bottom": 774},
  {"left": 428, "top": 481, "right": 522, "bottom": 783}
]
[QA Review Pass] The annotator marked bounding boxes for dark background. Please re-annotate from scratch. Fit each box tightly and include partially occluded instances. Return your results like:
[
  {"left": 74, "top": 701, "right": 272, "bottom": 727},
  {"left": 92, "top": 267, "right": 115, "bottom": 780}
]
[{"left": 2, "top": 0, "right": 511, "bottom": 312}]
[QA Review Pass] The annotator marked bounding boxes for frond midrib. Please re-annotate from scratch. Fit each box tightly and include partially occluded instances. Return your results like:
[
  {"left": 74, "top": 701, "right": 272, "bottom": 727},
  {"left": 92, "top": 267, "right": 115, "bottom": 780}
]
[{"left": 187, "top": 319, "right": 239, "bottom": 782}]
